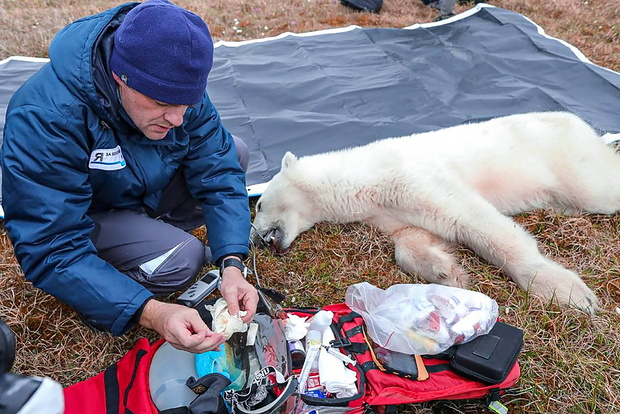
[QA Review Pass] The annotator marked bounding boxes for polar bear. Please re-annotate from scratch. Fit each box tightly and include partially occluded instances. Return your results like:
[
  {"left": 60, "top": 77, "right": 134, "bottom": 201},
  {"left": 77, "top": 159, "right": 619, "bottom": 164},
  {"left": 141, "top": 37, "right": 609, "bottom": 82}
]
[{"left": 251, "top": 112, "right": 620, "bottom": 314}]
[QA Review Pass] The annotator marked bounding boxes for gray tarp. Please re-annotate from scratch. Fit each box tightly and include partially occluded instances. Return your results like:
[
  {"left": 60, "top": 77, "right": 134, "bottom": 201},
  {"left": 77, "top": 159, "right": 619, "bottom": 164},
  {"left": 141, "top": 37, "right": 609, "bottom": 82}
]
[{"left": 1, "top": 4, "right": 620, "bottom": 217}]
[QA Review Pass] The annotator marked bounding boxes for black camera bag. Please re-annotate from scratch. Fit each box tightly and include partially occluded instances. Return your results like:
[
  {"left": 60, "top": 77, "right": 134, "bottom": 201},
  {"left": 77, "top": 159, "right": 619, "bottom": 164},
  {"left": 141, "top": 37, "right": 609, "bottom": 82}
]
[{"left": 447, "top": 321, "right": 524, "bottom": 384}]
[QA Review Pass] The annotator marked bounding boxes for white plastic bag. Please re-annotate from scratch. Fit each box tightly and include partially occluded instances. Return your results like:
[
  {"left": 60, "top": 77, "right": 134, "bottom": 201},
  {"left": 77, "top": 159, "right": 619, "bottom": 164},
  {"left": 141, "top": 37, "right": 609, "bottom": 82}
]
[{"left": 345, "top": 282, "right": 498, "bottom": 355}]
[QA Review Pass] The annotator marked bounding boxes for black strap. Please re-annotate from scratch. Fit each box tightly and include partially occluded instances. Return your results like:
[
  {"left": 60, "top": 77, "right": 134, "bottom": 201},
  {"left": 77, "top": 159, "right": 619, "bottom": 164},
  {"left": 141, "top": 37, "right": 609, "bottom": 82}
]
[
  {"left": 334, "top": 311, "right": 362, "bottom": 331},
  {"left": 103, "top": 349, "right": 148, "bottom": 414},
  {"left": 103, "top": 365, "right": 119, "bottom": 414},
  {"left": 360, "top": 361, "right": 377, "bottom": 373},
  {"left": 160, "top": 409, "right": 190, "bottom": 414},
  {"left": 485, "top": 387, "right": 502, "bottom": 404},
  {"left": 258, "top": 287, "right": 286, "bottom": 304},
  {"left": 424, "top": 363, "right": 450, "bottom": 374},
  {"left": 349, "top": 342, "right": 370, "bottom": 354},
  {"left": 220, "top": 257, "right": 247, "bottom": 276},
  {"left": 122, "top": 349, "right": 146, "bottom": 414},
  {"left": 345, "top": 325, "right": 363, "bottom": 337}
]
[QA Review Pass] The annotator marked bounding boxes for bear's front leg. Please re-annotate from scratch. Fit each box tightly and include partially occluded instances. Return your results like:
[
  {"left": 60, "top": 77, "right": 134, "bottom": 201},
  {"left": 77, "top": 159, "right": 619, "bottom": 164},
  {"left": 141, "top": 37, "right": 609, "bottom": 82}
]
[
  {"left": 366, "top": 217, "right": 470, "bottom": 288},
  {"left": 393, "top": 226, "right": 469, "bottom": 288}
]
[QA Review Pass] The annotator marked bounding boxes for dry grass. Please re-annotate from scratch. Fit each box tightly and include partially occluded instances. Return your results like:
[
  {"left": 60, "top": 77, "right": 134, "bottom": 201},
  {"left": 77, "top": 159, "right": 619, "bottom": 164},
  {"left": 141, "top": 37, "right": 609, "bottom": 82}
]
[{"left": 1, "top": 0, "right": 620, "bottom": 413}]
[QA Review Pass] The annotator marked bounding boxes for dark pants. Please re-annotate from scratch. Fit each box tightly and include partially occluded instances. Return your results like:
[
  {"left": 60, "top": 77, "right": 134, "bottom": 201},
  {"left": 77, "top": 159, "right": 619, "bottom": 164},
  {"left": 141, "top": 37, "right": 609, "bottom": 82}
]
[
  {"left": 439, "top": 0, "right": 456, "bottom": 16},
  {"left": 89, "top": 136, "right": 249, "bottom": 295}
]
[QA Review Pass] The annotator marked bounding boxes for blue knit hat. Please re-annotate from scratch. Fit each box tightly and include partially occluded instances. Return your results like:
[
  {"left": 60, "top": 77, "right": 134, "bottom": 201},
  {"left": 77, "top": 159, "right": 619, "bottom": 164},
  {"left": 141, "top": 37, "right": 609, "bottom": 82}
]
[{"left": 110, "top": 0, "right": 214, "bottom": 105}]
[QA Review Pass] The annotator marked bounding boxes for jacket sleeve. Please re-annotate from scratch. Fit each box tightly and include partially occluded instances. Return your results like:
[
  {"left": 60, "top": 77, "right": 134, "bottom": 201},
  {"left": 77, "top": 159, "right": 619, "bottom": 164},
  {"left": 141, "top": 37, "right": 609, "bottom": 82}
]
[
  {"left": 1, "top": 106, "right": 153, "bottom": 336},
  {"left": 181, "top": 95, "right": 251, "bottom": 263}
]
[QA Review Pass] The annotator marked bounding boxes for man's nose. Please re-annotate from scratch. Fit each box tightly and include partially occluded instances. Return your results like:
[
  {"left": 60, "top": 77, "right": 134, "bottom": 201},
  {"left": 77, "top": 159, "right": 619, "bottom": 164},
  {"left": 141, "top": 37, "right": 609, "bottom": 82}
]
[{"left": 163, "top": 105, "right": 188, "bottom": 127}]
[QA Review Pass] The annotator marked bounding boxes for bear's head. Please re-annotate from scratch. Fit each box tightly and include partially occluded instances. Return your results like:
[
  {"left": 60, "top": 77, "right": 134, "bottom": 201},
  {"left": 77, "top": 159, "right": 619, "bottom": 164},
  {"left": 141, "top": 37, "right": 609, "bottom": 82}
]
[{"left": 251, "top": 151, "right": 319, "bottom": 254}]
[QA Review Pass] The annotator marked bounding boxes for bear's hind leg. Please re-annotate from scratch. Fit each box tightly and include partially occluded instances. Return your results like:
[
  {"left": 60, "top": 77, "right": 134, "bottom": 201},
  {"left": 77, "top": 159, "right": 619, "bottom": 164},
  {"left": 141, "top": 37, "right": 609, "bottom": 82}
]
[
  {"left": 550, "top": 134, "right": 620, "bottom": 215},
  {"left": 442, "top": 193, "right": 599, "bottom": 313}
]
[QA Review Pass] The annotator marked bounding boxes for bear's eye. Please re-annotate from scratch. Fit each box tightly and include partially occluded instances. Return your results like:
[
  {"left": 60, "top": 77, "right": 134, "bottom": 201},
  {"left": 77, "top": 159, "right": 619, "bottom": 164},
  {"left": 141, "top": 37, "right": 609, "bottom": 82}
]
[{"left": 256, "top": 201, "right": 262, "bottom": 213}]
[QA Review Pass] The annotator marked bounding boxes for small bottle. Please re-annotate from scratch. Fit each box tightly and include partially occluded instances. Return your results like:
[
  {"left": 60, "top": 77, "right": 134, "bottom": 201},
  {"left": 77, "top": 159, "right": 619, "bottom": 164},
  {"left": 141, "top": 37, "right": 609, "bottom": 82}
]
[
  {"left": 304, "top": 328, "right": 326, "bottom": 397},
  {"left": 305, "top": 329, "right": 321, "bottom": 372},
  {"left": 288, "top": 340, "right": 306, "bottom": 371},
  {"left": 298, "top": 310, "right": 333, "bottom": 394},
  {"left": 306, "top": 310, "right": 333, "bottom": 370}
]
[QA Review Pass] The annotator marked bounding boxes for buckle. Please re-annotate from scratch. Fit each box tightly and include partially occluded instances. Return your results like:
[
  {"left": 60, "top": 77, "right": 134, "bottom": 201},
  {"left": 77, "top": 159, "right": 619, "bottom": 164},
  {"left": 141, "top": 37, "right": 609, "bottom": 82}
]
[{"left": 329, "top": 337, "right": 352, "bottom": 348}]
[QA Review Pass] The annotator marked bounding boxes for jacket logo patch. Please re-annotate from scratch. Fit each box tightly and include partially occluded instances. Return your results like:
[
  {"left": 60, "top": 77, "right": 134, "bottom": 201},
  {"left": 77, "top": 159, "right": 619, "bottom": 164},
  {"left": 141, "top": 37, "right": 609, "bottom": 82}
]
[{"left": 89, "top": 146, "right": 126, "bottom": 171}]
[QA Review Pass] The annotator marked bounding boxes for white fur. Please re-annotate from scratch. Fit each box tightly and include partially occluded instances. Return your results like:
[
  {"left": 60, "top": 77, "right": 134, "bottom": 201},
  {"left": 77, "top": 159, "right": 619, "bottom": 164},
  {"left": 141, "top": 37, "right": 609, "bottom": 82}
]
[{"left": 252, "top": 112, "right": 620, "bottom": 314}]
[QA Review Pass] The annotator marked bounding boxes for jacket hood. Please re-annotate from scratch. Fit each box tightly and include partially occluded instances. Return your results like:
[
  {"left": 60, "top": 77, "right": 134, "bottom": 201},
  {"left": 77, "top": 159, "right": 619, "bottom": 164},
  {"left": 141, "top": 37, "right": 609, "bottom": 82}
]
[{"left": 48, "top": 2, "right": 138, "bottom": 126}]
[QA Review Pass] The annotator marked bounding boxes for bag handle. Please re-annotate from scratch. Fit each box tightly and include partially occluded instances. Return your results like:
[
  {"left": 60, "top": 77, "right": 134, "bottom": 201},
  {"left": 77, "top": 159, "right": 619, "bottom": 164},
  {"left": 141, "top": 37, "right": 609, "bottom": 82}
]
[
  {"left": 223, "top": 366, "right": 298, "bottom": 414},
  {"left": 234, "top": 376, "right": 298, "bottom": 414}
]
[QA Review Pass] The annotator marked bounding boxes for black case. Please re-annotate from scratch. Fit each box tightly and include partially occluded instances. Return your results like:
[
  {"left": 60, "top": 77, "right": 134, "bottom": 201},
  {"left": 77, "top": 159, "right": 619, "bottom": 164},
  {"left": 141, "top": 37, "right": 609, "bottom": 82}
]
[{"left": 449, "top": 321, "right": 523, "bottom": 384}]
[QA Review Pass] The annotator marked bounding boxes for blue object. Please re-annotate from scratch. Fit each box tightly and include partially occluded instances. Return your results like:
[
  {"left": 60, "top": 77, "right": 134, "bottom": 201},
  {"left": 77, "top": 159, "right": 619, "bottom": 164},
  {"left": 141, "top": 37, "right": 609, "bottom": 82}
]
[
  {"left": 195, "top": 343, "right": 246, "bottom": 391},
  {"left": 110, "top": 0, "right": 214, "bottom": 105}
]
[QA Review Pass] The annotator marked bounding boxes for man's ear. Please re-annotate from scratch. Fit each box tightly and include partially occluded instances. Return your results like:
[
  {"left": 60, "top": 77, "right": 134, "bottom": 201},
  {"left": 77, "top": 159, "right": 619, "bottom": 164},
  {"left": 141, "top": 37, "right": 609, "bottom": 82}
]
[{"left": 281, "top": 151, "right": 298, "bottom": 170}]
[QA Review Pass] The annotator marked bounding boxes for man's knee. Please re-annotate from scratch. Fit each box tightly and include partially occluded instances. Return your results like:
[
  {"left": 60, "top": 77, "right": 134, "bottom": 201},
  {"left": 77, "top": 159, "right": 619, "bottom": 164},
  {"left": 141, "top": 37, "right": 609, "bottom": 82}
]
[
  {"left": 232, "top": 135, "right": 249, "bottom": 172},
  {"left": 130, "top": 236, "right": 207, "bottom": 295}
]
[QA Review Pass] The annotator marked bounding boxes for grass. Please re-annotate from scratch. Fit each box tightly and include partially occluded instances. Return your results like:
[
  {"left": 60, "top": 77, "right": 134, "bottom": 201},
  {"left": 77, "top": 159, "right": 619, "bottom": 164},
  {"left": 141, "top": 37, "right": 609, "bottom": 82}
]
[{"left": 1, "top": 0, "right": 620, "bottom": 413}]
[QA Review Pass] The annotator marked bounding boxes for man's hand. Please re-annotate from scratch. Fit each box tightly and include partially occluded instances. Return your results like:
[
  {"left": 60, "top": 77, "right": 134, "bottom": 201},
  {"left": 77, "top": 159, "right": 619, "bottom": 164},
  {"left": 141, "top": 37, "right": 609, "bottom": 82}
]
[
  {"left": 139, "top": 299, "right": 225, "bottom": 353},
  {"left": 219, "top": 265, "right": 259, "bottom": 323}
]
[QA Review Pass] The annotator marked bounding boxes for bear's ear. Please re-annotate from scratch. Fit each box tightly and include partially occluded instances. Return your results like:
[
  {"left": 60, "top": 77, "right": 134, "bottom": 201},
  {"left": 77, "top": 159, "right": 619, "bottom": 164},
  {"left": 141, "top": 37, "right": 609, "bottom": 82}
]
[{"left": 281, "top": 151, "right": 298, "bottom": 170}]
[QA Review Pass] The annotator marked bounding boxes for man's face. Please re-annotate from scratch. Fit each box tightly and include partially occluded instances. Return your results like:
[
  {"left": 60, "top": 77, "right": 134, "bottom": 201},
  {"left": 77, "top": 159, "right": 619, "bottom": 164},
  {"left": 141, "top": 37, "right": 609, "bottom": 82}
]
[{"left": 113, "top": 72, "right": 189, "bottom": 141}]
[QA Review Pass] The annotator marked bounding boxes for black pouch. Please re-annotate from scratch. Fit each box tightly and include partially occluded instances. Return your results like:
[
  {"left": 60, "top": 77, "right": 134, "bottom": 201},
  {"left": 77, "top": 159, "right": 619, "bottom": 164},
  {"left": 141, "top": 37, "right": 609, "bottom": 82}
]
[
  {"left": 361, "top": 323, "right": 429, "bottom": 381},
  {"left": 449, "top": 321, "right": 523, "bottom": 384}
]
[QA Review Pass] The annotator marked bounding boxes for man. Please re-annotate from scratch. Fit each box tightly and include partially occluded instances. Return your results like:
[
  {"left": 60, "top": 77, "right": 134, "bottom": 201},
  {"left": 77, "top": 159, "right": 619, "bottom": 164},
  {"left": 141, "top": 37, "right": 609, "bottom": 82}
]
[
  {"left": 420, "top": 0, "right": 456, "bottom": 21},
  {"left": 1, "top": 0, "right": 258, "bottom": 353}
]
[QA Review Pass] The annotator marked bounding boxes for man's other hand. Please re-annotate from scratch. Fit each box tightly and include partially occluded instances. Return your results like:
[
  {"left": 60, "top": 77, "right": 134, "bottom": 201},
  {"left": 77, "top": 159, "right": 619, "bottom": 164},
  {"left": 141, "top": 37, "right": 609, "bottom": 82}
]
[{"left": 139, "top": 300, "right": 224, "bottom": 353}]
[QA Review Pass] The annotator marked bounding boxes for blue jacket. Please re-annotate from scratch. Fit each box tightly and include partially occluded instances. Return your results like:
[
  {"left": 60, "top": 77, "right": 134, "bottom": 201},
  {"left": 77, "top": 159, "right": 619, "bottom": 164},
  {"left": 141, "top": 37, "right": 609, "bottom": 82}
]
[{"left": 1, "top": 3, "right": 251, "bottom": 336}]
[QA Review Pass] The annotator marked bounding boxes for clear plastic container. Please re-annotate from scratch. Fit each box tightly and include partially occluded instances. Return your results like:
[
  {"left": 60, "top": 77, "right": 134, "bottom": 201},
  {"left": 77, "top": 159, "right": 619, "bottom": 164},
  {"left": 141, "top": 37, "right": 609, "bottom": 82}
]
[{"left": 149, "top": 341, "right": 198, "bottom": 410}]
